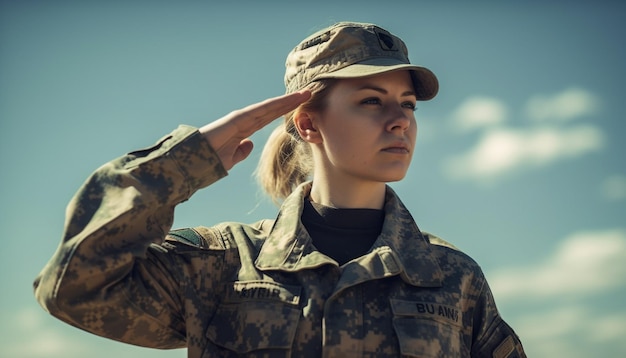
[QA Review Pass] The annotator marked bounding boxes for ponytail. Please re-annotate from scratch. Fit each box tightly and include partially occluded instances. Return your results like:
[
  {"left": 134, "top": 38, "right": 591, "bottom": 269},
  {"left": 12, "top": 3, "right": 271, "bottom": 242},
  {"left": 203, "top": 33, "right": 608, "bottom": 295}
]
[
  {"left": 256, "top": 79, "right": 337, "bottom": 204},
  {"left": 256, "top": 120, "right": 312, "bottom": 203}
]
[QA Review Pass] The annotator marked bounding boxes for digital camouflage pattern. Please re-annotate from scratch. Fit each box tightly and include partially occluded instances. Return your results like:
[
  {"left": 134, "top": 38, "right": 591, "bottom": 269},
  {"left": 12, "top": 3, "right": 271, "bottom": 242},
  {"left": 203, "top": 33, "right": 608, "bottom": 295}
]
[
  {"left": 34, "top": 126, "right": 526, "bottom": 357},
  {"left": 284, "top": 22, "right": 438, "bottom": 100}
]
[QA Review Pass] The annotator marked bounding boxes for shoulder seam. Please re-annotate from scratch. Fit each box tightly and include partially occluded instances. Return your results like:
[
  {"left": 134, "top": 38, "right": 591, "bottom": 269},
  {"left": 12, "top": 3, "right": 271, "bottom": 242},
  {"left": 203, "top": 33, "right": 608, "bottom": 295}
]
[{"left": 423, "top": 231, "right": 461, "bottom": 251}]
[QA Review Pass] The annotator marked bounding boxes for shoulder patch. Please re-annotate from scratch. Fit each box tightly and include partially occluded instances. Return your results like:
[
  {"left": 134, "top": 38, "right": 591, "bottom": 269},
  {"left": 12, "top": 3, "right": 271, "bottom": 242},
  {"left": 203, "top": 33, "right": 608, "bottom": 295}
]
[
  {"left": 167, "top": 227, "right": 226, "bottom": 250},
  {"left": 169, "top": 228, "right": 203, "bottom": 246}
]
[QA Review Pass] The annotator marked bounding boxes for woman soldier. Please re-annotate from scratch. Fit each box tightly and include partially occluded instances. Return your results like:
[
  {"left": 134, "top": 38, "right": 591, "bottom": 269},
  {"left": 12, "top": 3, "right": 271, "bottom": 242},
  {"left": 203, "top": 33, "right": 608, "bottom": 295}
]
[{"left": 35, "top": 22, "right": 526, "bottom": 357}]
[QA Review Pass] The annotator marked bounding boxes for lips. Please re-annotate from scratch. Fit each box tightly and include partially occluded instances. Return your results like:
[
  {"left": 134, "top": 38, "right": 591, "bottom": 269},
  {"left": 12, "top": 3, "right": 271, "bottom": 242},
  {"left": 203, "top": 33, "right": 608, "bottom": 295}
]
[{"left": 381, "top": 142, "right": 410, "bottom": 154}]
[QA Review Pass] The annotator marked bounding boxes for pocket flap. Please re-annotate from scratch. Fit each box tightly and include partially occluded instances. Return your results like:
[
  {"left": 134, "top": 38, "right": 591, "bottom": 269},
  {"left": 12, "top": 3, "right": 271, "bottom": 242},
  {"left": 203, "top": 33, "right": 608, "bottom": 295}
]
[
  {"left": 390, "top": 299, "right": 466, "bottom": 357},
  {"left": 206, "top": 281, "right": 302, "bottom": 354}
]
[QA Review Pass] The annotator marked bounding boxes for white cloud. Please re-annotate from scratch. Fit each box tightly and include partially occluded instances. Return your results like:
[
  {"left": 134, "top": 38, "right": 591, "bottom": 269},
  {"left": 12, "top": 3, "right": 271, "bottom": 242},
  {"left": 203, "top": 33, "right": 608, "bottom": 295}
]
[
  {"left": 451, "top": 96, "right": 508, "bottom": 132},
  {"left": 601, "top": 174, "right": 626, "bottom": 201},
  {"left": 491, "top": 229, "right": 626, "bottom": 357},
  {"left": 488, "top": 229, "right": 626, "bottom": 301},
  {"left": 443, "top": 124, "right": 604, "bottom": 181},
  {"left": 5, "top": 305, "right": 188, "bottom": 358},
  {"left": 587, "top": 311, "right": 626, "bottom": 343},
  {"left": 4, "top": 306, "right": 90, "bottom": 357},
  {"left": 526, "top": 87, "right": 599, "bottom": 122},
  {"left": 4, "top": 308, "right": 67, "bottom": 357},
  {"left": 514, "top": 305, "right": 626, "bottom": 358},
  {"left": 516, "top": 305, "right": 587, "bottom": 341}
]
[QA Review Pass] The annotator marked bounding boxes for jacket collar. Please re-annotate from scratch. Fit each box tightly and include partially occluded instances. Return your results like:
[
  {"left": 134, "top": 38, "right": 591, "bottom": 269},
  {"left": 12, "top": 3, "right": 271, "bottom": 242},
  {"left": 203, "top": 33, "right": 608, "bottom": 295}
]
[{"left": 255, "top": 182, "right": 443, "bottom": 288}]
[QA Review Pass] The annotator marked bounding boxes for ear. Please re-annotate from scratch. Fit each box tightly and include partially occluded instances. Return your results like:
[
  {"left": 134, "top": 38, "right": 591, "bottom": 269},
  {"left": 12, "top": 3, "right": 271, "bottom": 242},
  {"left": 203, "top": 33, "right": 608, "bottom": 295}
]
[{"left": 294, "top": 110, "right": 322, "bottom": 144}]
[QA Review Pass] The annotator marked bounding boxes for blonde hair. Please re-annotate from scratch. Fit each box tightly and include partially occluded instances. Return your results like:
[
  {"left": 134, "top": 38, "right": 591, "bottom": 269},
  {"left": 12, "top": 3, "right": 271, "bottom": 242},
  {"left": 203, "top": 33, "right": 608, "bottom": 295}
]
[{"left": 256, "top": 79, "right": 337, "bottom": 203}]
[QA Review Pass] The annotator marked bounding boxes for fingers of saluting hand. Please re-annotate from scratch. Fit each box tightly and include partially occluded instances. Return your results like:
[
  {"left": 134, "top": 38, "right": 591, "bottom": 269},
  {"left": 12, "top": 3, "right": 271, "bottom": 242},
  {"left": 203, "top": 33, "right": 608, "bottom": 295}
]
[
  {"left": 201, "top": 91, "right": 311, "bottom": 140},
  {"left": 227, "top": 91, "right": 312, "bottom": 135},
  {"left": 199, "top": 90, "right": 311, "bottom": 170}
]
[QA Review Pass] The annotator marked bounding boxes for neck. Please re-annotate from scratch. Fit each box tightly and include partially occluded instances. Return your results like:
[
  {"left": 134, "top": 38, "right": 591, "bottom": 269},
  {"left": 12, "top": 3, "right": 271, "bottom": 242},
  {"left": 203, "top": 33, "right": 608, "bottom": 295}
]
[{"left": 309, "top": 178, "right": 386, "bottom": 209}]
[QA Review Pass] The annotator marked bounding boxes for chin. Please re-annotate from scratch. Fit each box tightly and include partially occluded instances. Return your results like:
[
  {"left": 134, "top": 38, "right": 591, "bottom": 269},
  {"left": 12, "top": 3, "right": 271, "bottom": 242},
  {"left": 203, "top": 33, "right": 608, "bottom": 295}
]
[
  {"left": 384, "top": 177, "right": 406, "bottom": 183},
  {"left": 376, "top": 172, "right": 408, "bottom": 183}
]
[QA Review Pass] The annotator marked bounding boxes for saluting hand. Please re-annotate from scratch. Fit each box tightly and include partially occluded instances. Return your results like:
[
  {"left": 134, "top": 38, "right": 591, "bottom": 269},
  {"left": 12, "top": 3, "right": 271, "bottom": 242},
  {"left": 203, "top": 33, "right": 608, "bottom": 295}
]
[{"left": 199, "top": 91, "right": 311, "bottom": 171}]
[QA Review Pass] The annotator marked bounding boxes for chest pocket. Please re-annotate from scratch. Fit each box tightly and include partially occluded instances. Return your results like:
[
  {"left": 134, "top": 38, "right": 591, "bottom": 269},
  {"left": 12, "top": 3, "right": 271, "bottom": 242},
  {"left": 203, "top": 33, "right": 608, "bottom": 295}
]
[
  {"left": 390, "top": 298, "right": 468, "bottom": 358},
  {"left": 206, "top": 281, "right": 302, "bottom": 354}
]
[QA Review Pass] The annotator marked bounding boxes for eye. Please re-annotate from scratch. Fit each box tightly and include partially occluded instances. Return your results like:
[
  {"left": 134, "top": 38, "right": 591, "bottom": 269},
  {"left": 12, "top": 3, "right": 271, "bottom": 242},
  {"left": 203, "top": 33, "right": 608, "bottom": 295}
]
[
  {"left": 361, "top": 97, "right": 382, "bottom": 106},
  {"left": 402, "top": 101, "right": 418, "bottom": 112}
]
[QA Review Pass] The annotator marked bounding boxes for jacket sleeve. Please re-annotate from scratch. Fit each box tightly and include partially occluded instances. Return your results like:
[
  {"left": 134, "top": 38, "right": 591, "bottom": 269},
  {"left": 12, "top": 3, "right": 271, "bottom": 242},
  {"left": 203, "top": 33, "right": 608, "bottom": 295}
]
[
  {"left": 33, "top": 125, "right": 228, "bottom": 348},
  {"left": 471, "top": 279, "right": 526, "bottom": 358}
]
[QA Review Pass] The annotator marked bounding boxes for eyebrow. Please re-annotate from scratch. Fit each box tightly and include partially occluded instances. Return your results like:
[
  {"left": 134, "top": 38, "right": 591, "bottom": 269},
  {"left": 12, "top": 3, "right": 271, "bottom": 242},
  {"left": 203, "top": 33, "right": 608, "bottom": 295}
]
[{"left": 357, "top": 84, "right": 416, "bottom": 98}]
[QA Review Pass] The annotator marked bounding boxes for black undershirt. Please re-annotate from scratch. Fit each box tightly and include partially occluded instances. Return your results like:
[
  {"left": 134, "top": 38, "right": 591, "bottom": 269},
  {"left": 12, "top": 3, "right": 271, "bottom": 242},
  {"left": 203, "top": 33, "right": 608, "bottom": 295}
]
[{"left": 301, "top": 199, "right": 385, "bottom": 265}]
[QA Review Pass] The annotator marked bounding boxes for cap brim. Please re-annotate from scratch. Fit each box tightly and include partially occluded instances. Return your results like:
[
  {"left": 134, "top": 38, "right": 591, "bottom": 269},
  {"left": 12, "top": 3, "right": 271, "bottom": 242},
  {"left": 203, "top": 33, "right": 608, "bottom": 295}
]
[{"left": 315, "top": 58, "right": 439, "bottom": 101}]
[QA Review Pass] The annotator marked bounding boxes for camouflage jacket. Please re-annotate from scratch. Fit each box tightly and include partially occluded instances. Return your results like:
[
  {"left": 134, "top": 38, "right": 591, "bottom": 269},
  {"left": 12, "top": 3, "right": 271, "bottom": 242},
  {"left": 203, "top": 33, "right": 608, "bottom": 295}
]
[{"left": 34, "top": 125, "right": 526, "bottom": 357}]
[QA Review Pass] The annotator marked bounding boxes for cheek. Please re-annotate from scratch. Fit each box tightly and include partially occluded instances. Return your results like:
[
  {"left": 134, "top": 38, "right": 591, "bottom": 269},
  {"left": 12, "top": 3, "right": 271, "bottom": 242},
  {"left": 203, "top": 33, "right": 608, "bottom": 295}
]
[
  {"left": 318, "top": 109, "right": 359, "bottom": 144},
  {"left": 319, "top": 124, "right": 370, "bottom": 164},
  {"left": 410, "top": 119, "right": 418, "bottom": 141}
]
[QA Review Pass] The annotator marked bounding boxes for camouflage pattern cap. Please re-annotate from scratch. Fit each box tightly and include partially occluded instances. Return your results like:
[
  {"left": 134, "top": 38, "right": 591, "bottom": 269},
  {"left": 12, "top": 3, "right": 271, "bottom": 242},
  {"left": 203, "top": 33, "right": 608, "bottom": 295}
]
[{"left": 284, "top": 22, "right": 439, "bottom": 100}]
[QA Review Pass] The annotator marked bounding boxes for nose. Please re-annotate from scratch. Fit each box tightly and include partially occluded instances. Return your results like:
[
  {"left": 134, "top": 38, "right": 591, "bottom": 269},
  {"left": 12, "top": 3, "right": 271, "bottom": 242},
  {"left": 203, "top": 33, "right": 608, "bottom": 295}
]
[{"left": 385, "top": 106, "right": 412, "bottom": 133}]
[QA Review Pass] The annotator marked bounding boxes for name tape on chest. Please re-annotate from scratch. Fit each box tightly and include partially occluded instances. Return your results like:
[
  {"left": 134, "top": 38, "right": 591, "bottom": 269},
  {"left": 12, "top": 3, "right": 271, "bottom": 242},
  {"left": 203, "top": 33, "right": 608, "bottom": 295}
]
[
  {"left": 390, "top": 299, "right": 462, "bottom": 327},
  {"left": 225, "top": 281, "right": 301, "bottom": 305}
]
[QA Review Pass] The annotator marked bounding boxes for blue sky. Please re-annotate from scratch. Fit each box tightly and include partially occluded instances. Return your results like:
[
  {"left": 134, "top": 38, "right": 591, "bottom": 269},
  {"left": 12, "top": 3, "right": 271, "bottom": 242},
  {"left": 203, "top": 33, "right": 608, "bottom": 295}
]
[{"left": 1, "top": 1, "right": 625, "bottom": 357}]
